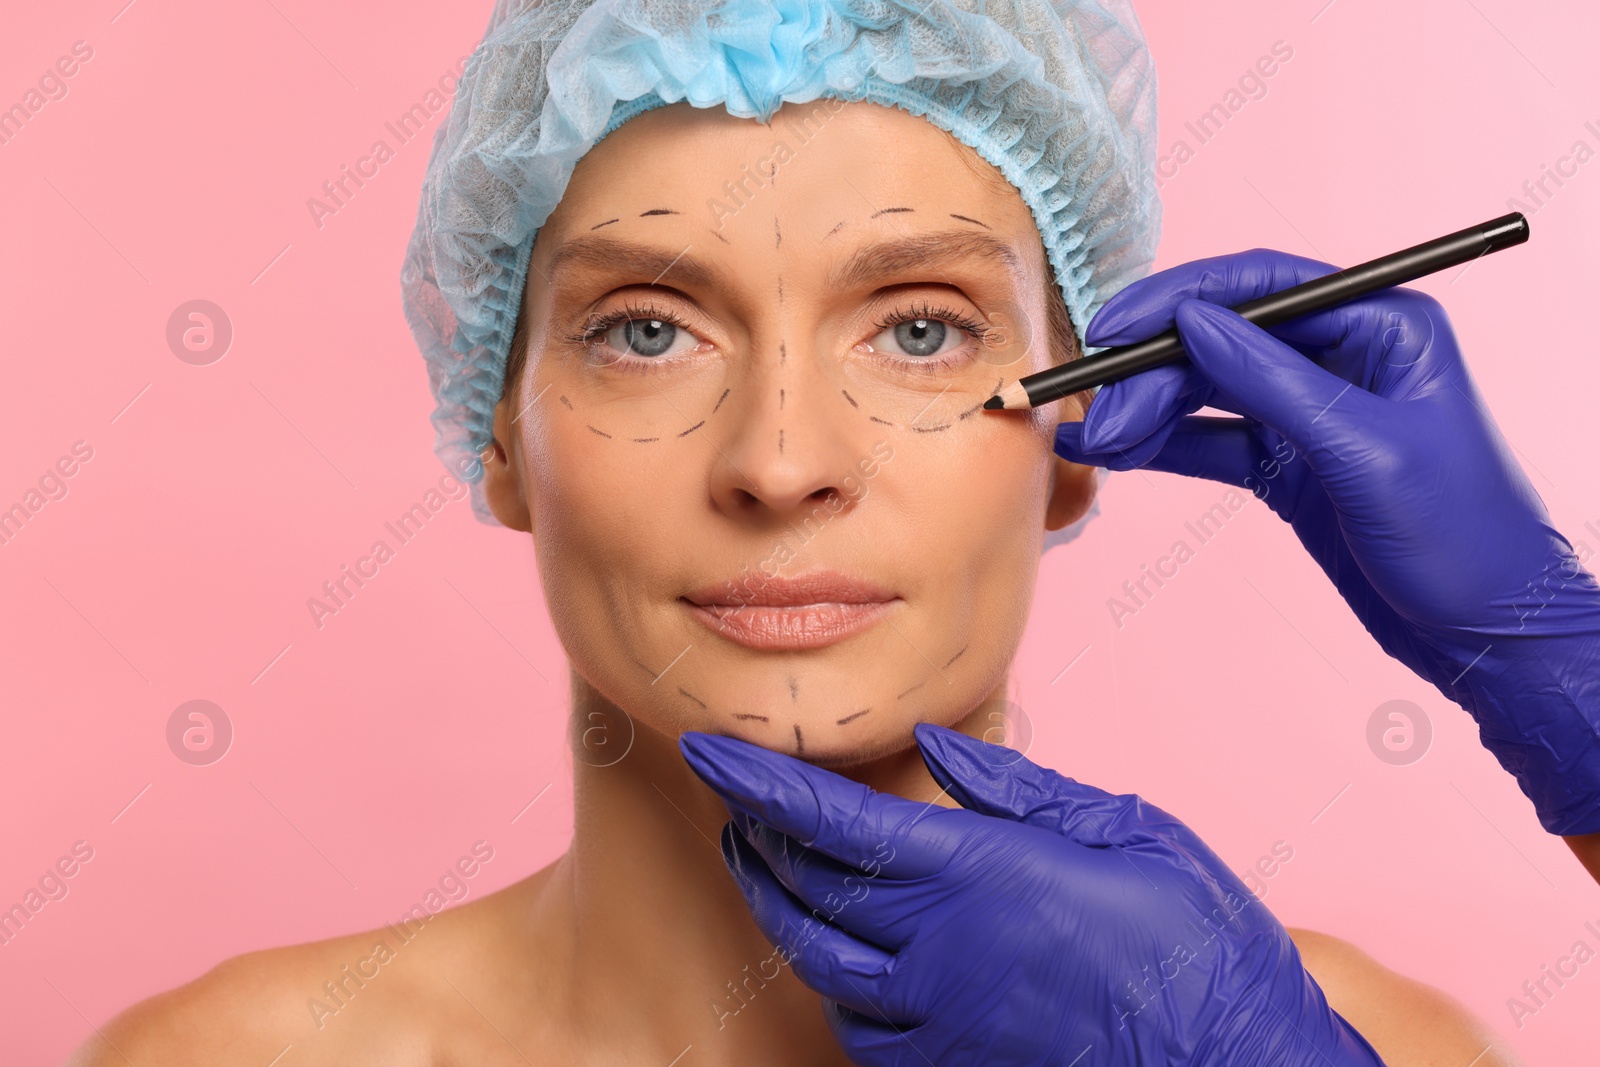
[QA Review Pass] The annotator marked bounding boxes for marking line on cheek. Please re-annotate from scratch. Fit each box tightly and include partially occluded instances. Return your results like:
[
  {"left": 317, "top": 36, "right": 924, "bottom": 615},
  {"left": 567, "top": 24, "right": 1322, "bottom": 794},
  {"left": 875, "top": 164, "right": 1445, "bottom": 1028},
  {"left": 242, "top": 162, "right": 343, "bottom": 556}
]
[
  {"left": 650, "top": 643, "right": 693, "bottom": 685},
  {"left": 793, "top": 725, "right": 804, "bottom": 753},
  {"left": 841, "top": 389, "right": 858, "bottom": 408},
  {"left": 677, "top": 420, "right": 707, "bottom": 438},
  {"left": 587, "top": 425, "right": 613, "bottom": 438},
  {"left": 734, "top": 712, "right": 771, "bottom": 722},
  {"left": 713, "top": 387, "right": 731, "bottom": 414},
  {"left": 896, "top": 678, "right": 927, "bottom": 700},
  {"left": 942, "top": 643, "right": 968, "bottom": 669},
  {"left": 559, "top": 395, "right": 573, "bottom": 409},
  {"left": 788, "top": 676, "right": 798, "bottom": 702},
  {"left": 909, "top": 384, "right": 953, "bottom": 429},
  {"left": 869, "top": 415, "right": 894, "bottom": 427},
  {"left": 678, "top": 687, "right": 708, "bottom": 709},
  {"left": 836, "top": 708, "right": 871, "bottom": 725}
]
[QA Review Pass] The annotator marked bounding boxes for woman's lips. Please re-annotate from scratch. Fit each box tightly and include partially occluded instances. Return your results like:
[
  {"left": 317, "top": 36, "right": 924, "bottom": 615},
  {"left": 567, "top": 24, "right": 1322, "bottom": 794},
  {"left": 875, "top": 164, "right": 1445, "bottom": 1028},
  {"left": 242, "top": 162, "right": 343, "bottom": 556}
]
[
  {"left": 680, "top": 570, "right": 902, "bottom": 651},
  {"left": 683, "top": 599, "right": 902, "bottom": 650}
]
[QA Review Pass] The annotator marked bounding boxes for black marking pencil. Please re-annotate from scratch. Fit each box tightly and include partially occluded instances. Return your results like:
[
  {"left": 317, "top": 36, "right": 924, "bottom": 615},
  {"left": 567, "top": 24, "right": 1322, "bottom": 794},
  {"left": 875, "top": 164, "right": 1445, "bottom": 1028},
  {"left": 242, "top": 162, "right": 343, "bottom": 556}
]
[{"left": 983, "top": 212, "right": 1531, "bottom": 411}]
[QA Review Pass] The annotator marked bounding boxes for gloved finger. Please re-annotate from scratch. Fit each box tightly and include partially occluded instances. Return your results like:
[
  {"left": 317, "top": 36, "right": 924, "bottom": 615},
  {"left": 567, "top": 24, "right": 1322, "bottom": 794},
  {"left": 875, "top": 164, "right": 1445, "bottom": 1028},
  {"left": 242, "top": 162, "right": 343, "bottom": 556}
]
[
  {"left": 1173, "top": 299, "right": 1384, "bottom": 459},
  {"left": 721, "top": 822, "right": 911, "bottom": 1020},
  {"left": 1078, "top": 360, "right": 1212, "bottom": 455},
  {"left": 1055, "top": 416, "right": 1185, "bottom": 471},
  {"left": 913, "top": 723, "right": 1161, "bottom": 849},
  {"left": 1238, "top": 288, "right": 1467, "bottom": 401},
  {"left": 824, "top": 999, "right": 939, "bottom": 1067},
  {"left": 680, "top": 731, "right": 955, "bottom": 878},
  {"left": 728, "top": 807, "right": 937, "bottom": 949},
  {"left": 1086, "top": 249, "right": 1339, "bottom": 347},
  {"left": 1058, "top": 415, "right": 1270, "bottom": 492}
]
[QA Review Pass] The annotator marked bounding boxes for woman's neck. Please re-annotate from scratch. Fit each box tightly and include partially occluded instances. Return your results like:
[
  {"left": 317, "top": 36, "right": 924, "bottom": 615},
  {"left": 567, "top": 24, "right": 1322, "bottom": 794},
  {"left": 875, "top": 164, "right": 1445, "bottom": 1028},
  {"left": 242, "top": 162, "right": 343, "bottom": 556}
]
[{"left": 535, "top": 671, "right": 1003, "bottom": 1066}]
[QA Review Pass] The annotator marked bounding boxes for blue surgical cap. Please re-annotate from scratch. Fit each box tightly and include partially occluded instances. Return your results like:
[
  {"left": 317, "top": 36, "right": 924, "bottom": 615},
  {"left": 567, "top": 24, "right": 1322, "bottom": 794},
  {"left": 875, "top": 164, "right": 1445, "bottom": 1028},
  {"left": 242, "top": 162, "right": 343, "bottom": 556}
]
[{"left": 400, "top": 0, "right": 1160, "bottom": 551}]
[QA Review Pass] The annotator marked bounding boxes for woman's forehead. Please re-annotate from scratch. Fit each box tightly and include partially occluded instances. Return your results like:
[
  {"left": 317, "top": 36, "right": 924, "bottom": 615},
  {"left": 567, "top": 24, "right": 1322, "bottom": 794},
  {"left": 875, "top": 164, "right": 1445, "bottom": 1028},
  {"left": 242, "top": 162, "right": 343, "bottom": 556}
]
[{"left": 543, "top": 99, "right": 1043, "bottom": 249}]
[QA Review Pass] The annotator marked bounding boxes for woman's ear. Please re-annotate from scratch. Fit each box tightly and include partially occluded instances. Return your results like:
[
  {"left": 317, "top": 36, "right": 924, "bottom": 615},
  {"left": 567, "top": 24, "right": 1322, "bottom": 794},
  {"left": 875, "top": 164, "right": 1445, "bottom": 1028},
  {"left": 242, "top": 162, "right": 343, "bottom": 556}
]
[
  {"left": 482, "top": 394, "right": 533, "bottom": 532},
  {"left": 1043, "top": 388, "right": 1098, "bottom": 534}
]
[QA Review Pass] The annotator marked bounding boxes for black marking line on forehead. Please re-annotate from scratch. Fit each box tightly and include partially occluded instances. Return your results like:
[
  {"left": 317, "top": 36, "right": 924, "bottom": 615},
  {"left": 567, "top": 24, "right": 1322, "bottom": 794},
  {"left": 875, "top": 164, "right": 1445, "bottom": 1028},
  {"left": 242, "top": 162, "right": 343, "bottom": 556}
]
[
  {"left": 871, "top": 207, "right": 914, "bottom": 217},
  {"left": 949, "top": 214, "right": 991, "bottom": 229},
  {"left": 590, "top": 218, "right": 620, "bottom": 230},
  {"left": 641, "top": 208, "right": 680, "bottom": 217}
]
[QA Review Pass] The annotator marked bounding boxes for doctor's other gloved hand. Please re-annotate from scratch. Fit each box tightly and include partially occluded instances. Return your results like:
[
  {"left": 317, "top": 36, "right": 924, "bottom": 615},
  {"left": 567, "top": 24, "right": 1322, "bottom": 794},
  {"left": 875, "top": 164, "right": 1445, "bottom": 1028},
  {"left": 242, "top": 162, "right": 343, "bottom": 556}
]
[
  {"left": 1054, "top": 247, "right": 1600, "bottom": 835},
  {"left": 679, "top": 724, "right": 1385, "bottom": 1067}
]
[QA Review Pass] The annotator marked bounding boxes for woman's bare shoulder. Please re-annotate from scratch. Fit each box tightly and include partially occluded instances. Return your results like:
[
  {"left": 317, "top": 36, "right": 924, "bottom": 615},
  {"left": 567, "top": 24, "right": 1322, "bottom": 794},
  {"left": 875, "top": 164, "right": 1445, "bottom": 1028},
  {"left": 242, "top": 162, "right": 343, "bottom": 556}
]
[
  {"left": 1287, "top": 926, "right": 1524, "bottom": 1067},
  {"left": 65, "top": 866, "right": 561, "bottom": 1067}
]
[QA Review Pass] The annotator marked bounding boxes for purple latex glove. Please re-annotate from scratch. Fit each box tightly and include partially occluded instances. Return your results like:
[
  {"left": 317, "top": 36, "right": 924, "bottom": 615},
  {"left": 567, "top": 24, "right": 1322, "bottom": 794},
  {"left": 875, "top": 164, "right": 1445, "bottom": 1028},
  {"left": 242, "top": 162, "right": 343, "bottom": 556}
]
[
  {"left": 679, "top": 724, "right": 1386, "bottom": 1067},
  {"left": 1056, "top": 249, "right": 1600, "bottom": 835}
]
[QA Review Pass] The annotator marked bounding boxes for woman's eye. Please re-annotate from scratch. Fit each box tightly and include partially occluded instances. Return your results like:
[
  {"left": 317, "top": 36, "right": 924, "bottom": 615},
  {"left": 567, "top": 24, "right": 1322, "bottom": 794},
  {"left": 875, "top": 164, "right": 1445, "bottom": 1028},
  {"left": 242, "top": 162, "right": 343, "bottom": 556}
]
[
  {"left": 863, "top": 317, "right": 969, "bottom": 361},
  {"left": 597, "top": 317, "right": 699, "bottom": 360}
]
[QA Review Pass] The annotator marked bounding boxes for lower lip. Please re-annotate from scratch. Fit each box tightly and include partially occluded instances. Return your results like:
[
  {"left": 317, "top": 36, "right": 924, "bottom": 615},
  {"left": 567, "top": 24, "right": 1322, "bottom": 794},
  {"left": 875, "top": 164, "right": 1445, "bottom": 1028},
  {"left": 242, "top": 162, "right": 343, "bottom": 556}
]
[{"left": 683, "top": 598, "right": 901, "bottom": 650}]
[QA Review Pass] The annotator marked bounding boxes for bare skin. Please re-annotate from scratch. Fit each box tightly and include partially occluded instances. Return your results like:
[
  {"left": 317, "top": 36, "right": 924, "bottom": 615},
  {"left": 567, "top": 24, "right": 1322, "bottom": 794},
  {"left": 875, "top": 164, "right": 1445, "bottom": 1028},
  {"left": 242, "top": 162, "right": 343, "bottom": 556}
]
[{"left": 71, "top": 100, "right": 1522, "bottom": 1066}]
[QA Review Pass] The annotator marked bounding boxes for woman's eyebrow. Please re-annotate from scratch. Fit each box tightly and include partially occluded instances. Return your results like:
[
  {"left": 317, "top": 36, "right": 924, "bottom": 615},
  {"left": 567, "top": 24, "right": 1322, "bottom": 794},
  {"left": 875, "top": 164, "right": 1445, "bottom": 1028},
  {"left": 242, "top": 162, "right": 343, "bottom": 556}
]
[
  {"left": 548, "top": 236, "right": 729, "bottom": 291},
  {"left": 826, "top": 229, "right": 1025, "bottom": 291},
  {"left": 546, "top": 228, "right": 1025, "bottom": 293}
]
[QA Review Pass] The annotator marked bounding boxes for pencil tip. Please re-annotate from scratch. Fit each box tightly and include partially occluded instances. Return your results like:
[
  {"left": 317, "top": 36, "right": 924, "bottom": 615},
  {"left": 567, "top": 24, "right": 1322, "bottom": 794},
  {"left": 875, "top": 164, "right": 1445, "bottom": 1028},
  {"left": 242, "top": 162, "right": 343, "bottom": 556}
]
[{"left": 983, "top": 395, "right": 1004, "bottom": 410}]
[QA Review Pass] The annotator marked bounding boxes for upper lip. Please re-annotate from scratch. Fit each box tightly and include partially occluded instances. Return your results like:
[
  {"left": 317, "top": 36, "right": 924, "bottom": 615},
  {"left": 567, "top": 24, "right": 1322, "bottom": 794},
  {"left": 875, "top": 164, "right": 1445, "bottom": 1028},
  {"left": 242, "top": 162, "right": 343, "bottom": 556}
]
[{"left": 682, "top": 569, "right": 898, "bottom": 608}]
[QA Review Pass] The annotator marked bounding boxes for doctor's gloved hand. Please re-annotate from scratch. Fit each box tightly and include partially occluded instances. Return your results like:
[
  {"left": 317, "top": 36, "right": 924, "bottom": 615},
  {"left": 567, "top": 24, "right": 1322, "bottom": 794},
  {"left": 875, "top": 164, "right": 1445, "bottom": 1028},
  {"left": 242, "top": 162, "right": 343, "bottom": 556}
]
[
  {"left": 678, "top": 724, "right": 1385, "bottom": 1067},
  {"left": 1053, "top": 248, "right": 1600, "bottom": 835}
]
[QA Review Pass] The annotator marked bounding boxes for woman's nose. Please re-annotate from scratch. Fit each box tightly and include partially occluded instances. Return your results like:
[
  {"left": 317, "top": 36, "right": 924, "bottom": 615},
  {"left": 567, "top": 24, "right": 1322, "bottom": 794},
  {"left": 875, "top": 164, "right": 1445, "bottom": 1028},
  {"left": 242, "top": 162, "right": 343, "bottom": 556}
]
[{"left": 706, "top": 357, "right": 875, "bottom": 527}]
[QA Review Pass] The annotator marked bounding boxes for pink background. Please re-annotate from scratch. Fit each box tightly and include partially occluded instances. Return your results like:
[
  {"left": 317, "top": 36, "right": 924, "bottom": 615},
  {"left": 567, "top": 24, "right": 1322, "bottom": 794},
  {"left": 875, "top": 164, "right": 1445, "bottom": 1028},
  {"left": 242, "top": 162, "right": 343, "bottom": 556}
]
[{"left": 2, "top": 0, "right": 1597, "bottom": 1062}]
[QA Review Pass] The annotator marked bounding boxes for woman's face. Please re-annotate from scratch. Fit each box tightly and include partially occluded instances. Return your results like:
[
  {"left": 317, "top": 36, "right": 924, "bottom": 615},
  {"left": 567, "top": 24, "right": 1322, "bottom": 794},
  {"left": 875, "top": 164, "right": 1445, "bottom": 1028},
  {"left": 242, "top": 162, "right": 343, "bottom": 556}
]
[{"left": 484, "top": 99, "right": 1096, "bottom": 767}]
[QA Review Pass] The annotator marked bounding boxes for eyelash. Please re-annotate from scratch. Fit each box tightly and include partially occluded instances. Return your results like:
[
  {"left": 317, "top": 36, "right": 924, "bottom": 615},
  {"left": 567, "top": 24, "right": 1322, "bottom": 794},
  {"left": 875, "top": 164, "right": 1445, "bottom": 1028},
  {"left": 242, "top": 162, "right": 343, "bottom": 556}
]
[
  {"left": 562, "top": 299, "right": 993, "bottom": 375},
  {"left": 871, "top": 301, "right": 993, "bottom": 375}
]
